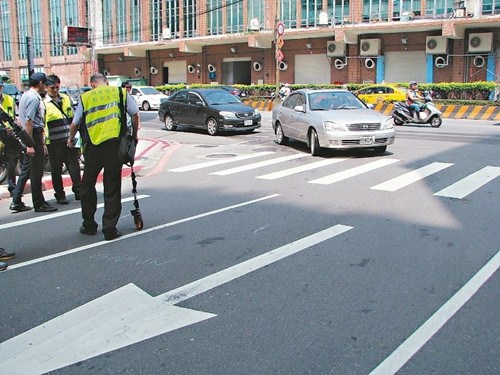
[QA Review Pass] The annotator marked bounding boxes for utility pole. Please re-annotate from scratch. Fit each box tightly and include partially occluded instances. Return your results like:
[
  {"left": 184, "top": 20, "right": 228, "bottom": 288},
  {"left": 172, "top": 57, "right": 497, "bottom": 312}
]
[
  {"left": 26, "top": 36, "right": 35, "bottom": 77},
  {"left": 274, "top": 0, "right": 281, "bottom": 99}
]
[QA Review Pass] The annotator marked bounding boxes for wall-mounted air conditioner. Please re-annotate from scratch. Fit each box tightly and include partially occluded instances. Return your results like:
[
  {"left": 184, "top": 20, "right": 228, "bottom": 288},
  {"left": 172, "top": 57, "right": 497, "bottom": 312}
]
[
  {"left": 360, "top": 38, "right": 381, "bottom": 56},
  {"left": 426, "top": 36, "right": 449, "bottom": 55},
  {"left": 162, "top": 28, "right": 171, "bottom": 40},
  {"left": 326, "top": 41, "right": 346, "bottom": 57},
  {"left": 468, "top": 32, "right": 493, "bottom": 53}
]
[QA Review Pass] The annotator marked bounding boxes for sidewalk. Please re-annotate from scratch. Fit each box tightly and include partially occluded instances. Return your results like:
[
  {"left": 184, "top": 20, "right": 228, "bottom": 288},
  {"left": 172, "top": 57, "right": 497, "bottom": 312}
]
[{"left": 0, "top": 138, "right": 175, "bottom": 199}]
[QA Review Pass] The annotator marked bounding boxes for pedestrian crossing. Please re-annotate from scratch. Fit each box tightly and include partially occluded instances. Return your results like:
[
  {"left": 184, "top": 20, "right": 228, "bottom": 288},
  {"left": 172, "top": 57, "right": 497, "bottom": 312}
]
[{"left": 168, "top": 151, "right": 500, "bottom": 200}]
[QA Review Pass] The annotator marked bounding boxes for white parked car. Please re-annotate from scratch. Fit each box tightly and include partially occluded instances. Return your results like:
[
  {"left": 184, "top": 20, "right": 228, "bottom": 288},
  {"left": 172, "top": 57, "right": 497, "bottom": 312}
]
[{"left": 130, "top": 86, "right": 168, "bottom": 111}]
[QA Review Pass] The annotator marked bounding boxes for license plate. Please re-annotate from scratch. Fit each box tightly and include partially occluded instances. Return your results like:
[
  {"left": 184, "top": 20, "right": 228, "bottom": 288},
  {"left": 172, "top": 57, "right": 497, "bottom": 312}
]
[
  {"left": 244, "top": 119, "right": 253, "bottom": 126},
  {"left": 360, "top": 136, "right": 375, "bottom": 145}
]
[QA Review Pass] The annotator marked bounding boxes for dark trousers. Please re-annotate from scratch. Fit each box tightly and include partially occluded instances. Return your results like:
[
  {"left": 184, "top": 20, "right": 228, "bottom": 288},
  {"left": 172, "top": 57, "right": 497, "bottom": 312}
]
[
  {"left": 12, "top": 130, "right": 46, "bottom": 208},
  {"left": 80, "top": 139, "right": 122, "bottom": 233},
  {"left": 47, "top": 142, "right": 81, "bottom": 199},
  {"left": 6, "top": 145, "right": 20, "bottom": 195}
]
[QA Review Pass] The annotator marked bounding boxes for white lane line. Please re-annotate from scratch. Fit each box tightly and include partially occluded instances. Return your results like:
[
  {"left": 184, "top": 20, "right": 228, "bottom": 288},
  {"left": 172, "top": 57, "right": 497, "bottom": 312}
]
[
  {"left": 7, "top": 194, "right": 280, "bottom": 271},
  {"left": 158, "top": 224, "right": 353, "bottom": 305},
  {"left": 0, "top": 195, "right": 150, "bottom": 230},
  {"left": 210, "top": 154, "right": 308, "bottom": 176},
  {"left": 370, "top": 162, "right": 454, "bottom": 192},
  {"left": 308, "top": 158, "right": 400, "bottom": 185},
  {"left": 256, "top": 158, "right": 349, "bottom": 180},
  {"left": 434, "top": 166, "right": 500, "bottom": 199},
  {"left": 168, "top": 151, "right": 275, "bottom": 172},
  {"left": 369, "top": 249, "right": 500, "bottom": 375}
]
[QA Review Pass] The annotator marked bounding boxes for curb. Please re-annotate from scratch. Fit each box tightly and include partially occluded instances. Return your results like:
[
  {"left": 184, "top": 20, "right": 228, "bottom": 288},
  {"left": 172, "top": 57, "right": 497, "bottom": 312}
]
[{"left": 243, "top": 99, "right": 500, "bottom": 121}]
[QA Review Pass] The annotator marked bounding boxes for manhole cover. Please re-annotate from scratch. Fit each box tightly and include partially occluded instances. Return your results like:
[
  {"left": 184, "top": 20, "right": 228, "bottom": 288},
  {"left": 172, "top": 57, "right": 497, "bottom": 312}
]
[
  {"left": 205, "top": 153, "right": 237, "bottom": 159},
  {"left": 195, "top": 144, "right": 219, "bottom": 148}
]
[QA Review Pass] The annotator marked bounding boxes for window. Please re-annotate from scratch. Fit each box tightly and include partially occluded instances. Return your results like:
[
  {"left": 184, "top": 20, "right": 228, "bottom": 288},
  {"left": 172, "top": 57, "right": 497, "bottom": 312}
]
[
  {"left": 130, "top": 0, "right": 141, "bottom": 41},
  {"left": 16, "top": 0, "right": 28, "bottom": 59},
  {"left": 116, "top": 0, "right": 127, "bottom": 43},
  {"left": 362, "top": 0, "right": 389, "bottom": 22},
  {"left": 103, "top": 0, "right": 114, "bottom": 44},
  {"left": 167, "top": 0, "right": 180, "bottom": 39},
  {"left": 206, "top": 0, "right": 223, "bottom": 35},
  {"left": 393, "top": 0, "right": 421, "bottom": 19},
  {"left": 65, "top": 0, "right": 79, "bottom": 55},
  {"left": 226, "top": 0, "right": 243, "bottom": 33},
  {"left": 283, "top": 94, "right": 298, "bottom": 109},
  {"left": 301, "top": 0, "right": 322, "bottom": 27},
  {"left": 188, "top": 93, "right": 203, "bottom": 105},
  {"left": 425, "top": 0, "right": 454, "bottom": 17},
  {"left": 172, "top": 91, "right": 187, "bottom": 103},
  {"left": 281, "top": 0, "right": 298, "bottom": 28},
  {"left": 330, "top": 0, "right": 350, "bottom": 25},
  {"left": 248, "top": 0, "right": 266, "bottom": 30},
  {"left": 183, "top": 0, "right": 196, "bottom": 37},
  {"left": 0, "top": 0, "right": 12, "bottom": 60},
  {"left": 48, "top": 0, "right": 63, "bottom": 56}
]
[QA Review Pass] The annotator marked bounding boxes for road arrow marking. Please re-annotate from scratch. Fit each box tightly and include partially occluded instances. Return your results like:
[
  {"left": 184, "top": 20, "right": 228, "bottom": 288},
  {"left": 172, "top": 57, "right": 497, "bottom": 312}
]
[
  {"left": 0, "top": 224, "right": 353, "bottom": 374},
  {"left": 0, "top": 283, "right": 216, "bottom": 375}
]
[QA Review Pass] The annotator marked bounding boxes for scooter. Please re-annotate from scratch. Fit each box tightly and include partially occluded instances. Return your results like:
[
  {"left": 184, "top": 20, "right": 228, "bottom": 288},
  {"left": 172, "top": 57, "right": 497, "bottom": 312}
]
[{"left": 392, "top": 94, "right": 443, "bottom": 128}]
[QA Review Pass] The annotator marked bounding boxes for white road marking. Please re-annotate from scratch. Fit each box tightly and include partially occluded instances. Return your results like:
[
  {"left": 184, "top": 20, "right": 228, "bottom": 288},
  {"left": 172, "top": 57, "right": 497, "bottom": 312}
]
[
  {"left": 370, "top": 162, "right": 454, "bottom": 192},
  {"left": 159, "top": 224, "right": 353, "bottom": 305},
  {"left": 0, "top": 195, "right": 150, "bottom": 230},
  {"left": 433, "top": 166, "right": 500, "bottom": 199},
  {"left": 369, "top": 249, "right": 500, "bottom": 375},
  {"left": 168, "top": 151, "right": 275, "bottom": 172},
  {"left": 256, "top": 158, "right": 349, "bottom": 180},
  {"left": 7, "top": 194, "right": 280, "bottom": 271},
  {"left": 0, "top": 223, "right": 353, "bottom": 375},
  {"left": 210, "top": 154, "right": 308, "bottom": 176},
  {"left": 308, "top": 158, "right": 400, "bottom": 185}
]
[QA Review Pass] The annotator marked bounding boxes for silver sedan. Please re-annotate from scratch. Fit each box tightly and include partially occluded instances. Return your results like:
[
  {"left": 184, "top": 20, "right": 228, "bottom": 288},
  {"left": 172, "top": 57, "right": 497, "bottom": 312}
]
[{"left": 272, "top": 89, "right": 395, "bottom": 156}]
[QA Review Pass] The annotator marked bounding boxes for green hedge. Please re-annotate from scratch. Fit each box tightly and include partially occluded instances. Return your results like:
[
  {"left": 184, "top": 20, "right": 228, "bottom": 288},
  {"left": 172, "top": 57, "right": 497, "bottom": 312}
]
[{"left": 155, "top": 82, "right": 498, "bottom": 101}]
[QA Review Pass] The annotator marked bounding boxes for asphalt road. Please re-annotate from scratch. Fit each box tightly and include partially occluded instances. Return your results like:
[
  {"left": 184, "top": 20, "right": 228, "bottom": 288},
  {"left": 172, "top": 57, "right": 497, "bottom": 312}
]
[{"left": 0, "top": 110, "right": 499, "bottom": 375}]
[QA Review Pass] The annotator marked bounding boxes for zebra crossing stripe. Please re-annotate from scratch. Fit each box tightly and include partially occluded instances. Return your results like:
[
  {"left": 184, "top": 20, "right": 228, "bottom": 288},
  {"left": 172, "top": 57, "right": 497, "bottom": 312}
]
[
  {"left": 434, "top": 166, "right": 500, "bottom": 199},
  {"left": 308, "top": 158, "right": 400, "bottom": 185},
  {"left": 211, "top": 154, "right": 308, "bottom": 176},
  {"left": 168, "top": 151, "right": 275, "bottom": 172},
  {"left": 256, "top": 158, "right": 350, "bottom": 180},
  {"left": 370, "top": 162, "right": 454, "bottom": 192}
]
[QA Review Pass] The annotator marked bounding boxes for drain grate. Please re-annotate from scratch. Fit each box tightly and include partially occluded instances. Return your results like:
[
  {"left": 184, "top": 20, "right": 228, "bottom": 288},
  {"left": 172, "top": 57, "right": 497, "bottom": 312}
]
[{"left": 205, "top": 153, "right": 237, "bottom": 159}]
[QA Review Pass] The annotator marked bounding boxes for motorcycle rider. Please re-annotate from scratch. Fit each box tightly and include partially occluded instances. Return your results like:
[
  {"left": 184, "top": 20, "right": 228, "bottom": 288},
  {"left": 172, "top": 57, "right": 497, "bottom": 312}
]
[{"left": 406, "top": 81, "right": 424, "bottom": 118}]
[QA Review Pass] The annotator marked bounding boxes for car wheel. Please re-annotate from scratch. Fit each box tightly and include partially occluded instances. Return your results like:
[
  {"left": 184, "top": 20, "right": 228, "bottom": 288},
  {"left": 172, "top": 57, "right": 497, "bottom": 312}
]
[
  {"left": 206, "top": 117, "right": 219, "bottom": 136},
  {"left": 309, "top": 129, "right": 321, "bottom": 156},
  {"left": 164, "top": 115, "right": 177, "bottom": 131},
  {"left": 429, "top": 115, "right": 442, "bottom": 128},
  {"left": 275, "top": 122, "right": 288, "bottom": 145},
  {"left": 374, "top": 145, "right": 387, "bottom": 154},
  {"left": 142, "top": 101, "right": 151, "bottom": 111},
  {"left": 393, "top": 118, "right": 403, "bottom": 126}
]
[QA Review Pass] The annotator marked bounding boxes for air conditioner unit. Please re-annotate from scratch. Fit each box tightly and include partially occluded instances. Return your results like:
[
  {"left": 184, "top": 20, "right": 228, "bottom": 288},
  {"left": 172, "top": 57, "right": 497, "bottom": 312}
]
[
  {"left": 162, "top": 28, "right": 171, "bottom": 40},
  {"left": 134, "top": 67, "right": 141, "bottom": 76},
  {"left": 103, "top": 69, "right": 110, "bottom": 76},
  {"left": 426, "top": 36, "right": 448, "bottom": 55},
  {"left": 249, "top": 18, "right": 260, "bottom": 31},
  {"left": 253, "top": 61, "right": 262, "bottom": 71},
  {"left": 360, "top": 38, "right": 381, "bottom": 56},
  {"left": 150, "top": 66, "right": 158, "bottom": 75},
  {"left": 468, "top": 32, "right": 493, "bottom": 53},
  {"left": 326, "top": 41, "right": 346, "bottom": 57}
]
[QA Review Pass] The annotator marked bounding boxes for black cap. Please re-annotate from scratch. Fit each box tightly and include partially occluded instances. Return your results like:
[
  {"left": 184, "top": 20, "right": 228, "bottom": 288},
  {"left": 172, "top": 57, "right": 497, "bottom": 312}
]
[{"left": 30, "top": 72, "right": 48, "bottom": 85}]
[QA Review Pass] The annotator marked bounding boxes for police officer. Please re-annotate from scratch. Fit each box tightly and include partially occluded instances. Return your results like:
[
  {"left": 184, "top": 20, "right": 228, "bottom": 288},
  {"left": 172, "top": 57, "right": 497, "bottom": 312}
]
[
  {"left": 68, "top": 73, "right": 140, "bottom": 241},
  {"left": 44, "top": 74, "right": 81, "bottom": 204},
  {"left": 11, "top": 72, "right": 57, "bottom": 213},
  {"left": 0, "top": 80, "right": 20, "bottom": 197}
]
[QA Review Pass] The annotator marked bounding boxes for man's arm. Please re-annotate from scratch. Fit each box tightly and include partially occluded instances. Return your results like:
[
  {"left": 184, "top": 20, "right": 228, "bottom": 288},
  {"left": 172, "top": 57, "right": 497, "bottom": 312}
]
[
  {"left": 130, "top": 113, "right": 139, "bottom": 140},
  {"left": 67, "top": 101, "right": 83, "bottom": 148}
]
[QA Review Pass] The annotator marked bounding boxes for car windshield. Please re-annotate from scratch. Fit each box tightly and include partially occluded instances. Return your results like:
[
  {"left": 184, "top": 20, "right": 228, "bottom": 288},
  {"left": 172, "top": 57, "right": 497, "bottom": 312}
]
[
  {"left": 140, "top": 87, "right": 162, "bottom": 95},
  {"left": 203, "top": 90, "right": 241, "bottom": 105},
  {"left": 309, "top": 92, "right": 365, "bottom": 111}
]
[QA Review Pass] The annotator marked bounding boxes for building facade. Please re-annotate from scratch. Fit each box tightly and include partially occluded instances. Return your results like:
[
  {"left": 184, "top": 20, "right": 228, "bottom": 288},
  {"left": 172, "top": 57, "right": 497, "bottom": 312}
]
[{"left": 0, "top": 0, "right": 499, "bottom": 88}]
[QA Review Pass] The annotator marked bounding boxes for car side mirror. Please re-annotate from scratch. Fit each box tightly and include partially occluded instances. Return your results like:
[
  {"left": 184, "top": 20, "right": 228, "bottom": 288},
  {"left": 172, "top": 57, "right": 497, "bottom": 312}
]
[
  {"left": 294, "top": 105, "right": 305, "bottom": 112},
  {"left": 366, "top": 104, "right": 374, "bottom": 109}
]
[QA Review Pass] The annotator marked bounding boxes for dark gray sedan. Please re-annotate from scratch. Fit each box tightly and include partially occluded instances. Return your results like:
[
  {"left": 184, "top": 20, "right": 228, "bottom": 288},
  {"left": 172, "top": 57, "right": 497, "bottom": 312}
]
[
  {"left": 272, "top": 89, "right": 395, "bottom": 156},
  {"left": 158, "top": 89, "right": 261, "bottom": 136}
]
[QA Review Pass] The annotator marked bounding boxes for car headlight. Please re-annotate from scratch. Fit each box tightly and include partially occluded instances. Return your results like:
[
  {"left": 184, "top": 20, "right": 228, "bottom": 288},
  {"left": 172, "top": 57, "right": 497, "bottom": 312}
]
[
  {"left": 323, "top": 121, "right": 347, "bottom": 131},
  {"left": 254, "top": 108, "right": 260, "bottom": 114},
  {"left": 220, "top": 111, "right": 237, "bottom": 119},
  {"left": 381, "top": 118, "right": 394, "bottom": 130}
]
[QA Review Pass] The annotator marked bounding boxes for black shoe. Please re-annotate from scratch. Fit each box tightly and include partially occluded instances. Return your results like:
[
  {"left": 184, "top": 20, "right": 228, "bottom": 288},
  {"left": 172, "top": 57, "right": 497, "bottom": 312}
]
[
  {"left": 0, "top": 262, "right": 7, "bottom": 271},
  {"left": 103, "top": 229, "right": 122, "bottom": 241},
  {"left": 56, "top": 197, "right": 69, "bottom": 205},
  {"left": 35, "top": 203, "right": 58, "bottom": 213},
  {"left": 74, "top": 194, "right": 81, "bottom": 201},
  {"left": 0, "top": 247, "right": 15, "bottom": 261},
  {"left": 10, "top": 202, "right": 32, "bottom": 212},
  {"left": 79, "top": 226, "right": 97, "bottom": 235}
]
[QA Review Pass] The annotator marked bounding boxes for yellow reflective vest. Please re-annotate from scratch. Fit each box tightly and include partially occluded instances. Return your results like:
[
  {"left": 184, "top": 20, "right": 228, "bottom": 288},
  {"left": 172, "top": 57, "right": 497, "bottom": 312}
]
[
  {"left": 44, "top": 93, "right": 74, "bottom": 144},
  {"left": 81, "top": 86, "right": 126, "bottom": 146},
  {"left": 0, "top": 94, "right": 15, "bottom": 128}
]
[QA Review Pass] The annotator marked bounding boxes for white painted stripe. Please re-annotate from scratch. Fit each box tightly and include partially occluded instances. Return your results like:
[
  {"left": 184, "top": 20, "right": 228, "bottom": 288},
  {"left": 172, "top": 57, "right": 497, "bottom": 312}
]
[
  {"left": 7, "top": 194, "right": 280, "bottom": 271},
  {"left": 370, "top": 162, "right": 454, "bottom": 192},
  {"left": 0, "top": 195, "right": 150, "bottom": 230},
  {"left": 308, "top": 158, "right": 400, "bottom": 185},
  {"left": 256, "top": 158, "right": 349, "bottom": 180},
  {"left": 159, "top": 224, "right": 353, "bottom": 305},
  {"left": 210, "top": 154, "right": 308, "bottom": 176},
  {"left": 168, "top": 151, "right": 275, "bottom": 172},
  {"left": 434, "top": 166, "right": 500, "bottom": 199},
  {"left": 369, "top": 249, "right": 500, "bottom": 375}
]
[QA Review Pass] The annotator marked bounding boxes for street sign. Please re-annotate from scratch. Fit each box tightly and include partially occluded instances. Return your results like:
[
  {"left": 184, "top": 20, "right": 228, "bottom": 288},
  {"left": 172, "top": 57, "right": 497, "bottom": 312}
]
[
  {"left": 63, "top": 26, "right": 89, "bottom": 45},
  {"left": 276, "top": 22, "right": 285, "bottom": 36},
  {"left": 277, "top": 37, "right": 284, "bottom": 49},
  {"left": 276, "top": 50, "right": 284, "bottom": 62}
]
